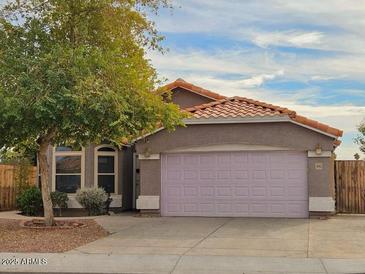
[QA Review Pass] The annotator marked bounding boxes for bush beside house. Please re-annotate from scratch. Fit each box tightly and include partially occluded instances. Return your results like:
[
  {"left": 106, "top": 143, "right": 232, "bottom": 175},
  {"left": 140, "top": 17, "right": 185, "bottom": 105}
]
[
  {"left": 76, "top": 188, "right": 107, "bottom": 216},
  {"left": 16, "top": 187, "right": 43, "bottom": 216}
]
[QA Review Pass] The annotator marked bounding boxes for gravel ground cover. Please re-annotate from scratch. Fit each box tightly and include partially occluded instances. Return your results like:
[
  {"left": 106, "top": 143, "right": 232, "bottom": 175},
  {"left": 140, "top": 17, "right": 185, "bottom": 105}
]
[{"left": 0, "top": 218, "right": 108, "bottom": 252}]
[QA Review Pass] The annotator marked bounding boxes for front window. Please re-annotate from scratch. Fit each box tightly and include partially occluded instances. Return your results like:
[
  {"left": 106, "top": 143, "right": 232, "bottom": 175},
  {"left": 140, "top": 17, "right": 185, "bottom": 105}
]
[
  {"left": 95, "top": 146, "right": 118, "bottom": 194},
  {"left": 53, "top": 147, "right": 84, "bottom": 193}
]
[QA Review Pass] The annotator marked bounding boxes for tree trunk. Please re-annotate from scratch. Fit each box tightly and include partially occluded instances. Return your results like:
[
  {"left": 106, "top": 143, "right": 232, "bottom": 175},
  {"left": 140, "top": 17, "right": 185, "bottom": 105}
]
[{"left": 38, "top": 142, "right": 54, "bottom": 226}]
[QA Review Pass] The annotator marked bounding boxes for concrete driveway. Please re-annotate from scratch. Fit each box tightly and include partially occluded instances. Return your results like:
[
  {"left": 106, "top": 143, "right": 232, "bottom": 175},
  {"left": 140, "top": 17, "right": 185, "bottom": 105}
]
[{"left": 70, "top": 214, "right": 365, "bottom": 259}]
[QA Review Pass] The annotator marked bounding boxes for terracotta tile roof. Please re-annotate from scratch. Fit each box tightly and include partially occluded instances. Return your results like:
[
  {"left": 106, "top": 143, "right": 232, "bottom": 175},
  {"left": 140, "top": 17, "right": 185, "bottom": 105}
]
[
  {"left": 185, "top": 96, "right": 343, "bottom": 137},
  {"left": 163, "top": 78, "right": 226, "bottom": 100}
]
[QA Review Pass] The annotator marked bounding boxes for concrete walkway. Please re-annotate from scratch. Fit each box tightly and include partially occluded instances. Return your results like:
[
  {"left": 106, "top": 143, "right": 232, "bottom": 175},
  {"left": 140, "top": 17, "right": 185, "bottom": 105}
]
[{"left": 2, "top": 252, "right": 365, "bottom": 273}]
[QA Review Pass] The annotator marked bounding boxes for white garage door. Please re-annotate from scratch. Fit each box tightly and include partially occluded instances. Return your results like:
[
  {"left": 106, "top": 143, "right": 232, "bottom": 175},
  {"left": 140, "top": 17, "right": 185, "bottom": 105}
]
[{"left": 161, "top": 151, "right": 308, "bottom": 218}]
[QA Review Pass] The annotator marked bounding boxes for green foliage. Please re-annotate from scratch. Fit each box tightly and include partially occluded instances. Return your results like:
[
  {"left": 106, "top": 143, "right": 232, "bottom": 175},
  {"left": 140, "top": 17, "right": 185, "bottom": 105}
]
[
  {"left": 354, "top": 153, "right": 360, "bottom": 160},
  {"left": 51, "top": 191, "right": 69, "bottom": 209},
  {"left": 0, "top": 0, "right": 185, "bottom": 224},
  {"left": 76, "top": 187, "right": 108, "bottom": 216},
  {"left": 16, "top": 187, "right": 43, "bottom": 216},
  {"left": 51, "top": 191, "right": 68, "bottom": 216},
  {"left": 355, "top": 122, "right": 365, "bottom": 155},
  {"left": 0, "top": 0, "right": 185, "bottom": 151}
]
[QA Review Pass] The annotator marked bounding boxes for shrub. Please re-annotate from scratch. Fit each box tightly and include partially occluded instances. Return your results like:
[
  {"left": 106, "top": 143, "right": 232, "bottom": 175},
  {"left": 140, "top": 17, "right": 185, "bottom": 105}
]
[
  {"left": 51, "top": 191, "right": 68, "bottom": 217},
  {"left": 16, "top": 187, "right": 43, "bottom": 216},
  {"left": 75, "top": 187, "right": 107, "bottom": 216}
]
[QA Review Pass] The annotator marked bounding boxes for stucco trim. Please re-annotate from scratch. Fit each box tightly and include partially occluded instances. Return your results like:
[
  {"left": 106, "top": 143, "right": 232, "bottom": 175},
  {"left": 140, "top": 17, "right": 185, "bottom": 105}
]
[
  {"left": 66, "top": 194, "right": 122, "bottom": 208},
  {"left": 309, "top": 197, "right": 335, "bottom": 212},
  {"left": 134, "top": 117, "right": 338, "bottom": 144},
  {"left": 164, "top": 144, "right": 295, "bottom": 153},
  {"left": 134, "top": 128, "right": 164, "bottom": 142},
  {"left": 184, "top": 117, "right": 338, "bottom": 139},
  {"left": 139, "top": 154, "right": 160, "bottom": 160},
  {"left": 307, "top": 151, "right": 332, "bottom": 158},
  {"left": 184, "top": 116, "right": 290, "bottom": 124},
  {"left": 136, "top": 195, "right": 160, "bottom": 210}
]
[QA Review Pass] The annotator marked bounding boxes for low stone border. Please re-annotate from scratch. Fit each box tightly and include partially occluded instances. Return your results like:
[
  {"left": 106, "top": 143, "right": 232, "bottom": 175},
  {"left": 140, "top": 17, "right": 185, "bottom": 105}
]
[{"left": 20, "top": 219, "right": 86, "bottom": 229}]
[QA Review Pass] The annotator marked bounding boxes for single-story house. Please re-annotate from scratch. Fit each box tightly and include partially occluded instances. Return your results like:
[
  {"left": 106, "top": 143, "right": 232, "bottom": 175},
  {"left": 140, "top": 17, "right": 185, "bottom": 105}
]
[{"left": 43, "top": 78, "right": 343, "bottom": 218}]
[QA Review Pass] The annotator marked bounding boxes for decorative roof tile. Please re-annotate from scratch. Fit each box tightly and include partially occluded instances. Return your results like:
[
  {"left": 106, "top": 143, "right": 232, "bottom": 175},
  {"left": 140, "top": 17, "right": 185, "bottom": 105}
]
[{"left": 185, "top": 96, "right": 343, "bottom": 137}]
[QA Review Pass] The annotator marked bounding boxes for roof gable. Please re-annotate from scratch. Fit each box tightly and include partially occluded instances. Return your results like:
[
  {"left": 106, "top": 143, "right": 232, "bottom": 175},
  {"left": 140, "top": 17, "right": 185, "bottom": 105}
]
[{"left": 164, "top": 78, "right": 226, "bottom": 101}]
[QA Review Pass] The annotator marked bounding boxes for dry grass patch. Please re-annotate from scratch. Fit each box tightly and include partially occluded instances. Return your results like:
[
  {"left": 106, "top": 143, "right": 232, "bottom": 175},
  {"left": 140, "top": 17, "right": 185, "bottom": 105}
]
[{"left": 0, "top": 218, "right": 108, "bottom": 253}]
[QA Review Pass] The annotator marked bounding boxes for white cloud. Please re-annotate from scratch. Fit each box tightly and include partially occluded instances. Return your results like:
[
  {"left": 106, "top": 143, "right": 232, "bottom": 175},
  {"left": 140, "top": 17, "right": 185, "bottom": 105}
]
[
  {"left": 240, "top": 70, "right": 284, "bottom": 88},
  {"left": 311, "top": 75, "right": 339, "bottom": 81},
  {"left": 252, "top": 31, "right": 323, "bottom": 48},
  {"left": 150, "top": 48, "right": 365, "bottom": 85},
  {"left": 155, "top": 0, "right": 365, "bottom": 54}
]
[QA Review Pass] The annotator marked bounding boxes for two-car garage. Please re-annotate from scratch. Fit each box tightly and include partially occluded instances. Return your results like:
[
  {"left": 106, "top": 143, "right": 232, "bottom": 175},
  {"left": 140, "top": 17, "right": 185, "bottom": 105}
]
[
  {"left": 135, "top": 89, "right": 342, "bottom": 218},
  {"left": 161, "top": 151, "right": 308, "bottom": 218}
]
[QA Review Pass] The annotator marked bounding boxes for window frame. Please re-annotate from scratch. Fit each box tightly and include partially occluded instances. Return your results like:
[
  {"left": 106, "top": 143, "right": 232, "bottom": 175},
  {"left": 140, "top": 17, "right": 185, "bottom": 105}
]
[
  {"left": 94, "top": 145, "right": 118, "bottom": 194},
  {"left": 52, "top": 147, "right": 85, "bottom": 193}
]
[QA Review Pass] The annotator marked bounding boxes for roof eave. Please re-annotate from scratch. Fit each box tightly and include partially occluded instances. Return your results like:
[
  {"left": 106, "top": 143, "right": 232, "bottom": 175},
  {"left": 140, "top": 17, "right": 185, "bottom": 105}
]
[{"left": 184, "top": 116, "right": 340, "bottom": 139}]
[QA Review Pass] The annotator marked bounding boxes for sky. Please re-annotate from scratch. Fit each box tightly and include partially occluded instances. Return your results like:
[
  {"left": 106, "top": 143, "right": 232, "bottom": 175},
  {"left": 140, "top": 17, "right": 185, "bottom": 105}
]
[{"left": 148, "top": 0, "right": 365, "bottom": 160}]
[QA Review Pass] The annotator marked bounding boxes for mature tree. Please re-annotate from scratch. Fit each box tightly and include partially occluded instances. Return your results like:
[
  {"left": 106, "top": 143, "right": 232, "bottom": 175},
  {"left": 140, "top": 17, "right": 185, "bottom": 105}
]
[
  {"left": 356, "top": 122, "right": 365, "bottom": 155},
  {"left": 0, "top": 0, "right": 185, "bottom": 225}
]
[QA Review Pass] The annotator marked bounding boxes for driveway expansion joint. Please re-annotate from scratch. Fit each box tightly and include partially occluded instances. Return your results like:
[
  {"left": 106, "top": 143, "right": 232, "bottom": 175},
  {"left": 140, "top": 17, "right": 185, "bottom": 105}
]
[{"left": 169, "top": 218, "right": 233, "bottom": 274}]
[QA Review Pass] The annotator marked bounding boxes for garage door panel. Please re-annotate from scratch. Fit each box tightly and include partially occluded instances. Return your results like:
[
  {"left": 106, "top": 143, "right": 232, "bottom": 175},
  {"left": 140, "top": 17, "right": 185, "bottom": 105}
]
[
  {"left": 200, "top": 155, "right": 216, "bottom": 167},
  {"left": 184, "top": 203, "right": 199, "bottom": 213},
  {"left": 166, "top": 186, "right": 181, "bottom": 197},
  {"left": 217, "top": 153, "right": 231, "bottom": 166},
  {"left": 288, "top": 186, "right": 307, "bottom": 196},
  {"left": 270, "top": 186, "right": 286, "bottom": 197},
  {"left": 183, "top": 155, "right": 199, "bottom": 166},
  {"left": 199, "top": 170, "right": 216, "bottom": 180},
  {"left": 231, "top": 170, "right": 249, "bottom": 180},
  {"left": 234, "top": 186, "right": 249, "bottom": 197},
  {"left": 251, "top": 186, "right": 267, "bottom": 198},
  {"left": 165, "top": 203, "right": 181, "bottom": 214},
  {"left": 253, "top": 170, "right": 267, "bottom": 180},
  {"left": 217, "top": 170, "right": 231, "bottom": 179},
  {"left": 216, "top": 186, "right": 233, "bottom": 198},
  {"left": 200, "top": 203, "right": 215, "bottom": 212},
  {"left": 200, "top": 186, "right": 215, "bottom": 197},
  {"left": 167, "top": 170, "right": 181, "bottom": 180},
  {"left": 234, "top": 203, "right": 250, "bottom": 214},
  {"left": 161, "top": 151, "right": 308, "bottom": 218},
  {"left": 183, "top": 186, "right": 199, "bottom": 197},
  {"left": 183, "top": 170, "right": 199, "bottom": 180},
  {"left": 288, "top": 169, "right": 305, "bottom": 179},
  {"left": 270, "top": 169, "right": 286, "bottom": 179},
  {"left": 166, "top": 155, "right": 181, "bottom": 166}
]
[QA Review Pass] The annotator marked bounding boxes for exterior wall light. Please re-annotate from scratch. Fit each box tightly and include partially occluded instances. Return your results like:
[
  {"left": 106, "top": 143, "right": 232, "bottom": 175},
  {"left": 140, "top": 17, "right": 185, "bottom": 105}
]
[
  {"left": 315, "top": 144, "right": 322, "bottom": 155},
  {"left": 143, "top": 147, "right": 151, "bottom": 158}
]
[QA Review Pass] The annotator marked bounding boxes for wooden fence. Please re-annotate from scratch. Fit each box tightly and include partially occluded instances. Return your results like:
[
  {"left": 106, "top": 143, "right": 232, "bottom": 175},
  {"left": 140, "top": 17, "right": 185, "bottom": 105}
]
[
  {"left": 335, "top": 160, "right": 365, "bottom": 213},
  {"left": 0, "top": 164, "right": 37, "bottom": 211}
]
